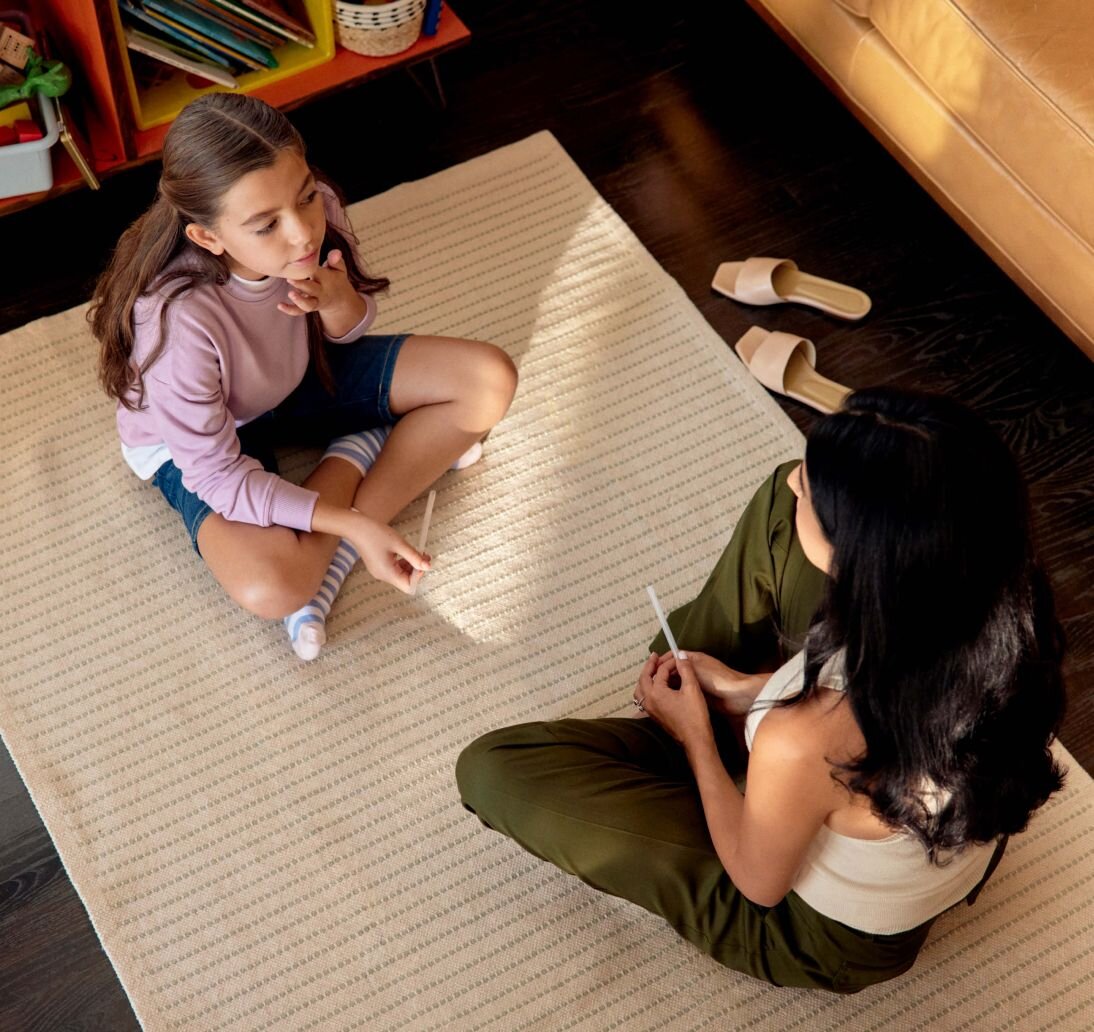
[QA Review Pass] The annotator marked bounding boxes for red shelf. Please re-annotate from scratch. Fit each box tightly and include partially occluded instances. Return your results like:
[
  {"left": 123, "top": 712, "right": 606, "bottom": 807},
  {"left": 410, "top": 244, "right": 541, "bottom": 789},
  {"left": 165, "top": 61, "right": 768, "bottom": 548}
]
[{"left": 0, "top": 7, "right": 471, "bottom": 215}]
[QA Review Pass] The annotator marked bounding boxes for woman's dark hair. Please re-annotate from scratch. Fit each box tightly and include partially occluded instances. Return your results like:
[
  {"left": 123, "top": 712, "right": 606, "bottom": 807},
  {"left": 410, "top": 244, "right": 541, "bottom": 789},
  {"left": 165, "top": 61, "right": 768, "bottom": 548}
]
[
  {"left": 792, "top": 387, "right": 1066, "bottom": 859},
  {"left": 90, "top": 93, "right": 388, "bottom": 409}
]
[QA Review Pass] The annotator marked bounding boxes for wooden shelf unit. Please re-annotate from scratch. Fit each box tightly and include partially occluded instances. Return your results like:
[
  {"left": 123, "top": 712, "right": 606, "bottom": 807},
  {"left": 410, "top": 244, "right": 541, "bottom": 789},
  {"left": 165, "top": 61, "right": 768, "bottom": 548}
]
[{"left": 3, "top": 0, "right": 470, "bottom": 214}]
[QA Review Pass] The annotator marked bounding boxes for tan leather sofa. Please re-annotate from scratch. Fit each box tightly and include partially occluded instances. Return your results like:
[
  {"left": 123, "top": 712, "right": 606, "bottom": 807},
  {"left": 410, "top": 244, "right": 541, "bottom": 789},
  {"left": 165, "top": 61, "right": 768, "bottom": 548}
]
[{"left": 745, "top": 0, "right": 1094, "bottom": 359}]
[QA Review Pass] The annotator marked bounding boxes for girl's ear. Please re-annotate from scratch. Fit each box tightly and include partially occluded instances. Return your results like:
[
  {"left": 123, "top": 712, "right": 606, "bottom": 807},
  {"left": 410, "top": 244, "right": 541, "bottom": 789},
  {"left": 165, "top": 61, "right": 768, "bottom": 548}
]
[{"left": 185, "top": 222, "right": 225, "bottom": 256}]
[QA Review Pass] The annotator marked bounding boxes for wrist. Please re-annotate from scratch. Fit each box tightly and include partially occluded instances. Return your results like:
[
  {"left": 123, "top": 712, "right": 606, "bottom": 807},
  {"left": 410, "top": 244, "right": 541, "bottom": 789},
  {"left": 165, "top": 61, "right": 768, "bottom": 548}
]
[
  {"left": 311, "top": 499, "right": 363, "bottom": 538},
  {"left": 717, "top": 669, "right": 772, "bottom": 699},
  {"left": 320, "top": 291, "right": 367, "bottom": 339},
  {"left": 683, "top": 725, "right": 719, "bottom": 764},
  {"left": 682, "top": 731, "right": 717, "bottom": 770}
]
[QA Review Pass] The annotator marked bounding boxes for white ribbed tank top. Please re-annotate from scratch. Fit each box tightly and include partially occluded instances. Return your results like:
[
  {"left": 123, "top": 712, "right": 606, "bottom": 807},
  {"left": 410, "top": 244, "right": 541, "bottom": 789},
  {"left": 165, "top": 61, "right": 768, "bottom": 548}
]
[{"left": 745, "top": 651, "right": 995, "bottom": 934}]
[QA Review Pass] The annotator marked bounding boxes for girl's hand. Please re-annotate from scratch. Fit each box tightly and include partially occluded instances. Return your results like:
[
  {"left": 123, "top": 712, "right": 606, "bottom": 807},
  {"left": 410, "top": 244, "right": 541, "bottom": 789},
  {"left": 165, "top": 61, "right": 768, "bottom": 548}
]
[
  {"left": 312, "top": 500, "right": 431, "bottom": 594},
  {"left": 633, "top": 652, "right": 716, "bottom": 753},
  {"left": 656, "top": 651, "right": 769, "bottom": 718},
  {"left": 278, "top": 249, "right": 366, "bottom": 337},
  {"left": 335, "top": 508, "right": 431, "bottom": 594}
]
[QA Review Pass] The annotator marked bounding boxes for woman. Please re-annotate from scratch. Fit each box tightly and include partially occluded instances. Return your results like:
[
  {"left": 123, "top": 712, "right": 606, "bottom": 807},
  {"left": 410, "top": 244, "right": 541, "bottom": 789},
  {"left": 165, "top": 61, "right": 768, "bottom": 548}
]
[{"left": 456, "top": 388, "right": 1066, "bottom": 992}]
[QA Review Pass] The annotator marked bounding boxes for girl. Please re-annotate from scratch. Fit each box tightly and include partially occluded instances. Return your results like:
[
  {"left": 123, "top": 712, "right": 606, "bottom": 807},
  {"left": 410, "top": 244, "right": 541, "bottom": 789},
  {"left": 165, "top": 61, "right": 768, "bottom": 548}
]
[
  {"left": 91, "top": 94, "right": 517, "bottom": 659},
  {"left": 456, "top": 388, "right": 1066, "bottom": 992}
]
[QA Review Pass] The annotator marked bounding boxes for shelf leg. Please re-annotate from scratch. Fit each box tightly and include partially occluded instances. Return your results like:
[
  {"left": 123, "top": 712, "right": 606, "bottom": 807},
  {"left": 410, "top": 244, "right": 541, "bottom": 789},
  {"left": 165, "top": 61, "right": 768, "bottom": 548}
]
[{"left": 406, "top": 57, "right": 448, "bottom": 110}]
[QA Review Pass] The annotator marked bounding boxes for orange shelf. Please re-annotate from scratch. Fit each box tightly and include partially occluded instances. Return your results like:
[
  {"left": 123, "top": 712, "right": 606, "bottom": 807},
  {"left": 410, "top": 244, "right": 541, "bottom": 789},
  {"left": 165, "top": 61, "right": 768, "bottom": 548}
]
[{"left": 0, "top": 7, "right": 471, "bottom": 215}]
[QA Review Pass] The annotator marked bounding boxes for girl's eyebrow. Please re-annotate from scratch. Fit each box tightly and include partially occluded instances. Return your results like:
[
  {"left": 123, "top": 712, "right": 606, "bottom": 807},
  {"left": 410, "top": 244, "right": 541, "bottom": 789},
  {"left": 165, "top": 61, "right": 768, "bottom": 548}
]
[{"left": 241, "top": 172, "right": 314, "bottom": 226}]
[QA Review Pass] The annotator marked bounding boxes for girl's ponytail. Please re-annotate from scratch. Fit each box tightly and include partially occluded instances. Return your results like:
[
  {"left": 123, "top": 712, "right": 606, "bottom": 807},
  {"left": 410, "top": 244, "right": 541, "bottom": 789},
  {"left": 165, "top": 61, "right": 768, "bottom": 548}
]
[{"left": 90, "top": 193, "right": 195, "bottom": 409}]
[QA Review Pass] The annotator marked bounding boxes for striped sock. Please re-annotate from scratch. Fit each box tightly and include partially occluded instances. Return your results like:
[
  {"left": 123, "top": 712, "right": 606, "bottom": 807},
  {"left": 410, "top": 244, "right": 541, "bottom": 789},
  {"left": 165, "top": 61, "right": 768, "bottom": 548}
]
[
  {"left": 284, "top": 540, "right": 359, "bottom": 660},
  {"left": 323, "top": 424, "right": 391, "bottom": 477},
  {"left": 329, "top": 423, "right": 482, "bottom": 473},
  {"left": 283, "top": 426, "right": 391, "bottom": 661}
]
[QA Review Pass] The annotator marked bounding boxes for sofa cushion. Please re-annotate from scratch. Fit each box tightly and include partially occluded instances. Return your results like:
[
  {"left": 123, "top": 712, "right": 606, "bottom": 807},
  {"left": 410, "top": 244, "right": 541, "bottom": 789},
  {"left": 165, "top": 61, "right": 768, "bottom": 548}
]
[
  {"left": 867, "top": 0, "right": 1094, "bottom": 245},
  {"left": 832, "top": 0, "right": 870, "bottom": 16}
]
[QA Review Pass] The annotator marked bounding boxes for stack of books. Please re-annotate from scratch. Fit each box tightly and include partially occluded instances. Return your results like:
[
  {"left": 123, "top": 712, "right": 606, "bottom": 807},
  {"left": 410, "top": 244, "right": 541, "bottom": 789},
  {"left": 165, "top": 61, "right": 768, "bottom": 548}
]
[{"left": 119, "top": 0, "right": 316, "bottom": 89}]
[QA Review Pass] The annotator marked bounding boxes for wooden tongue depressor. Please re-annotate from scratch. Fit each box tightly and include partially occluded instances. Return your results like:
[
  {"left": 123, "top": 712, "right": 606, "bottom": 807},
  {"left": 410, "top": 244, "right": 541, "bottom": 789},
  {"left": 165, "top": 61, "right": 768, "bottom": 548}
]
[{"left": 410, "top": 490, "right": 436, "bottom": 596}]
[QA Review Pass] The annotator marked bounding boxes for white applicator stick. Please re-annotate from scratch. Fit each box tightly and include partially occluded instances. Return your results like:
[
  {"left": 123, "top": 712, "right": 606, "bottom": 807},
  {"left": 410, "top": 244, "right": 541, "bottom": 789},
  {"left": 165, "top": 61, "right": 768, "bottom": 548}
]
[
  {"left": 645, "top": 584, "right": 681, "bottom": 660},
  {"left": 410, "top": 490, "right": 437, "bottom": 595}
]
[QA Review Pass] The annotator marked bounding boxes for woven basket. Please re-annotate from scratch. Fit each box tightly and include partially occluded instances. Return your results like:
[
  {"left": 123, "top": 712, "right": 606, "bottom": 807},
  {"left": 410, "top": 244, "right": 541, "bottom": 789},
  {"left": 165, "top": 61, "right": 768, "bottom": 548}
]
[{"left": 335, "top": 0, "right": 427, "bottom": 57}]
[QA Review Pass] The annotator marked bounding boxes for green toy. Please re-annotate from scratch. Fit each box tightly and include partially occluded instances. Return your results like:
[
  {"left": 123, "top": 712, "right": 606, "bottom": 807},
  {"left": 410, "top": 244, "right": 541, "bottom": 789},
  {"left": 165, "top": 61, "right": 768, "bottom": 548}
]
[{"left": 0, "top": 49, "right": 71, "bottom": 109}]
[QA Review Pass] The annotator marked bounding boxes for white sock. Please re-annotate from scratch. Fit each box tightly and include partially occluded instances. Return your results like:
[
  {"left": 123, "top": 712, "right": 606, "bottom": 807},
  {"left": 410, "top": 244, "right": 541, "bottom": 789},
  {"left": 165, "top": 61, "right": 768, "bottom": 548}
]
[
  {"left": 283, "top": 426, "right": 390, "bottom": 661},
  {"left": 452, "top": 440, "right": 483, "bottom": 470}
]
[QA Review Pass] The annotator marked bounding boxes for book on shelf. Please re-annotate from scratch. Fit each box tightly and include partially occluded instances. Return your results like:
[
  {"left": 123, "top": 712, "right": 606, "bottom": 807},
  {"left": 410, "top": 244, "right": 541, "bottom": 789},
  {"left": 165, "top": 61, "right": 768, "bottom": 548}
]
[
  {"left": 125, "top": 26, "right": 240, "bottom": 88},
  {"left": 131, "top": 23, "right": 233, "bottom": 67},
  {"left": 117, "top": 0, "right": 317, "bottom": 81},
  {"left": 126, "top": 7, "right": 265, "bottom": 71},
  {"left": 119, "top": 1, "right": 245, "bottom": 72},
  {"left": 216, "top": 0, "right": 316, "bottom": 47},
  {"left": 140, "top": 0, "right": 279, "bottom": 68},
  {"left": 180, "top": 0, "right": 287, "bottom": 50}
]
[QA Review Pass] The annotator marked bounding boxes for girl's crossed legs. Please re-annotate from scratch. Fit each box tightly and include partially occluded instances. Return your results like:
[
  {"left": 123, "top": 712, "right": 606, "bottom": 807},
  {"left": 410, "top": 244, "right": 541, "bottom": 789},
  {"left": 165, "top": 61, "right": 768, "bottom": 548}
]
[{"left": 195, "top": 333, "right": 517, "bottom": 618}]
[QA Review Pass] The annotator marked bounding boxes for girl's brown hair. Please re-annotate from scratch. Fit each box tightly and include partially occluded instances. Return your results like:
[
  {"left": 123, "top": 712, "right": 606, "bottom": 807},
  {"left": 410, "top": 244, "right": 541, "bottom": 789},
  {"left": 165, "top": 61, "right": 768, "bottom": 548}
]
[{"left": 90, "top": 93, "right": 388, "bottom": 410}]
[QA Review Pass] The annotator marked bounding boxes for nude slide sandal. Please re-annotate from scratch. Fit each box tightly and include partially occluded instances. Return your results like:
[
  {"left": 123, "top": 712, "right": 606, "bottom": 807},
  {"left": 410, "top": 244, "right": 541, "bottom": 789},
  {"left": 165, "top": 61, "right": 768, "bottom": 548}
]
[
  {"left": 734, "top": 326, "right": 852, "bottom": 415},
  {"left": 713, "top": 257, "right": 871, "bottom": 320}
]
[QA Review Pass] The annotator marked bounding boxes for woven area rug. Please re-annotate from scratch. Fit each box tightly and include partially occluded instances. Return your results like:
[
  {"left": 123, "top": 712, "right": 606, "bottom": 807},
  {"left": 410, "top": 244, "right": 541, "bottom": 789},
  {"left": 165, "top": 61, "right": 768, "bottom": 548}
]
[{"left": 2, "top": 132, "right": 1091, "bottom": 1031}]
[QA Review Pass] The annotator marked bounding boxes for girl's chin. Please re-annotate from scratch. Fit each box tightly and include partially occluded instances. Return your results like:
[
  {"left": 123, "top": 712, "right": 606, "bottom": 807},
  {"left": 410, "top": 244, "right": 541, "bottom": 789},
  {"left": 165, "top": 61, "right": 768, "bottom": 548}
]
[{"left": 285, "top": 258, "right": 319, "bottom": 275}]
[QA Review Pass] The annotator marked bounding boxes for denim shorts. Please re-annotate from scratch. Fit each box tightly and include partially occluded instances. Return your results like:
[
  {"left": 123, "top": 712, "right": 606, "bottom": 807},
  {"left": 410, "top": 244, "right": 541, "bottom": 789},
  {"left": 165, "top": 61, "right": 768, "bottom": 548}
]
[{"left": 152, "top": 333, "right": 409, "bottom": 555}]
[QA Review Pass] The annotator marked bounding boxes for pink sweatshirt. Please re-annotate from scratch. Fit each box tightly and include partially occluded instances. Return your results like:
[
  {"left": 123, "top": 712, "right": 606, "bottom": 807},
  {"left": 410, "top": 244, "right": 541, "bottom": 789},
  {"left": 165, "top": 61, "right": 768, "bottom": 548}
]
[{"left": 115, "top": 185, "right": 376, "bottom": 532}]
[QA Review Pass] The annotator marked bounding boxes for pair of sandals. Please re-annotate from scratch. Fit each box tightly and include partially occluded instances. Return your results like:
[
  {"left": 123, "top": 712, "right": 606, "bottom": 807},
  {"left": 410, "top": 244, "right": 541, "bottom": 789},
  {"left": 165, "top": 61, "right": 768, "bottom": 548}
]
[{"left": 712, "top": 257, "right": 868, "bottom": 415}]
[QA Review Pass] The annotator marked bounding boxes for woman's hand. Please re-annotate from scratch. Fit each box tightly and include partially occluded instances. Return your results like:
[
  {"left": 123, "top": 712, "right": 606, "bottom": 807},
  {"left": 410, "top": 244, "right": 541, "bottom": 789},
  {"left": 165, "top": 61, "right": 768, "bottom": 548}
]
[
  {"left": 655, "top": 651, "right": 770, "bottom": 718},
  {"left": 312, "top": 502, "right": 430, "bottom": 594},
  {"left": 278, "top": 249, "right": 367, "bottom": 338},
  {"left": 633, "top": 652, "right": 716, "bottom": 754}
]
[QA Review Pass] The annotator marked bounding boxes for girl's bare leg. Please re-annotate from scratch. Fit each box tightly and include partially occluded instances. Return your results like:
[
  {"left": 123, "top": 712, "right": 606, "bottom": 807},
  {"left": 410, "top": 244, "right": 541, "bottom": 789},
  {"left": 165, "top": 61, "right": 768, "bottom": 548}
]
[
  {"left": 197, "top": 454, "right": 363, "bottom": 619},
  {"left": 197, "top": 336, "right": 516, "bottom": 619},
  {"left": 351, "top": 335, "right": 518, "bottom": 523}
]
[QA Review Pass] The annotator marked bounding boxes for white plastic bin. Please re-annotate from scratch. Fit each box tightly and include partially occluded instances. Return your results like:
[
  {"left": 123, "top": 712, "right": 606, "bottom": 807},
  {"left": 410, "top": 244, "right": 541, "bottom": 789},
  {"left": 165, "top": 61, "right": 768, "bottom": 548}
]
[
  {"left": 0, "top": 10, "right": 58, "bottom": 199},
  {"left": 0, "top": 89, "right": 58, "bottom": 198}
]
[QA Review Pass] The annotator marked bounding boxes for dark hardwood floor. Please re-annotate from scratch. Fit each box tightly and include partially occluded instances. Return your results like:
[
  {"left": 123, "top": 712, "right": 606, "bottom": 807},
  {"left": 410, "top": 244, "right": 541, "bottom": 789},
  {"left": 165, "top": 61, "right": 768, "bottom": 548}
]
[{"left": 1, "top": 3, "right": 1091, "bottom": 1028}]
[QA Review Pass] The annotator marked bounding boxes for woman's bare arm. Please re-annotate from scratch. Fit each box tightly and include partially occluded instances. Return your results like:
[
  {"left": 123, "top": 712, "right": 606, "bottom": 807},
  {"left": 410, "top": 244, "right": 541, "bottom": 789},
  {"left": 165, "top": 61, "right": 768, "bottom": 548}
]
[{"left": 637, "top": 654, "right": 838, "bottom": 907}]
